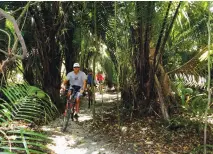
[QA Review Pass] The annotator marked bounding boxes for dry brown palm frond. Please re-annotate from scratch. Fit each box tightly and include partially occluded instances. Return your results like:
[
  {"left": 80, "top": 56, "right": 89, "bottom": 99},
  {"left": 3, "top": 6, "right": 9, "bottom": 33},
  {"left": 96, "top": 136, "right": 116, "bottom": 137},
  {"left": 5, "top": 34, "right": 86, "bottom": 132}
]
[
  {"left": 167, "top": 46, "right": 213, "bottom": 90},
  {"left": 168, "top": 48, "right": 207, "bottom": 74},
  {"left": 173, "top": 73, "right": 206, "bottom": 89},
  {"left": 167, "top": 46, "right": 210, "bottom": 76}
]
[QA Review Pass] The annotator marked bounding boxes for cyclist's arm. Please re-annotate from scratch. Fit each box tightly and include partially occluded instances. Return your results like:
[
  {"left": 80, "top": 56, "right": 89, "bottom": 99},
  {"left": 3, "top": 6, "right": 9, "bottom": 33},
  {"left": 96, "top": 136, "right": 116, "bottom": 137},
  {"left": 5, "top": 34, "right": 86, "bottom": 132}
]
[
  {"left": 82, "top": 79, "right": 87, "bottom": 91},
  {"left": 82, "top": 72, "right": 87, "bottom": 91},
  {"left": 79, "top": 80, "right": 86, "bottom": 94},
  {"left": 61, "top": 79, "right": 69, "bottom": 89}
]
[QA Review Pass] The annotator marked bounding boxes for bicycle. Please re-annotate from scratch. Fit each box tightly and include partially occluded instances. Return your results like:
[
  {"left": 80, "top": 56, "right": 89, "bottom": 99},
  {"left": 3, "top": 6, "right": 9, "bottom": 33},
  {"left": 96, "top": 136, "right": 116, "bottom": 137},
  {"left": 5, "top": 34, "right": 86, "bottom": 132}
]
[
  {"left": 61, "top": 86, "right": 80, "bottom": 132},
  {"left": 87, "top": 85, "right": 93, "bottom": 109}
]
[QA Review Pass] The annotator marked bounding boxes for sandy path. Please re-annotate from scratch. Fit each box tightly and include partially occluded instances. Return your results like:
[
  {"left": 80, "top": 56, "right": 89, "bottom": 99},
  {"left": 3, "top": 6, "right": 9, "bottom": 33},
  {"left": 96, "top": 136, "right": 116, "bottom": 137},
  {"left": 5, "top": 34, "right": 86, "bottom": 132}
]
[{"left": 42, "top": 92, "right": 120, "bottom": 154}]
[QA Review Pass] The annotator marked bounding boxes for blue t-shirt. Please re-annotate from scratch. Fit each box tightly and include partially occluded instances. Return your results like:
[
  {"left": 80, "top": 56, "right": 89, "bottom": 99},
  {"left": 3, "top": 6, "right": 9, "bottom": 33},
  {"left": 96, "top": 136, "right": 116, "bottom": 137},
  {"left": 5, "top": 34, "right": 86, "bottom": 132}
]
[{"left": 87, "top": 74, "right": 93, "bottom": 85}]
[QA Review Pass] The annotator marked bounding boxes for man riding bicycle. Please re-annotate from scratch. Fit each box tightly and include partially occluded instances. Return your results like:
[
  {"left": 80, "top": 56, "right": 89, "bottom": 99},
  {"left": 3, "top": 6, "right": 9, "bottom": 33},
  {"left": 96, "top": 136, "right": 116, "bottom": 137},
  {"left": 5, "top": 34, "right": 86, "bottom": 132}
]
[{"left": 61, "top": 63, "right": 87, "bottom": 118}]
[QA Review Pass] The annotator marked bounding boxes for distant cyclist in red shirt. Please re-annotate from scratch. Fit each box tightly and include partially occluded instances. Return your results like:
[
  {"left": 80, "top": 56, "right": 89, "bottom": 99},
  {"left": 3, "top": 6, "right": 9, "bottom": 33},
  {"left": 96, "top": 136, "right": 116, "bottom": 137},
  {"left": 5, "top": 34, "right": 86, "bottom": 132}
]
[
  {"left": 96, "top": 72, "right": 104, "bottom": 83},
  {"left": 96, "top": 71, "right": 104, "bottom": 93}
]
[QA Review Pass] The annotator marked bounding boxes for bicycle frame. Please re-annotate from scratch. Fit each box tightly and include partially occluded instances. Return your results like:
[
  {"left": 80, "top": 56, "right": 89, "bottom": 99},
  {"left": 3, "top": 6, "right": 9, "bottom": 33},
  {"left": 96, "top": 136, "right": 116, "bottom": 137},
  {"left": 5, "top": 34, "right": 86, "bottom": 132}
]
[
  {"left": 87, "top": 86, "right": 93, "bottom": 109},
  {"left": 61, "top": 89, "right": 78, "bottom": 132}
]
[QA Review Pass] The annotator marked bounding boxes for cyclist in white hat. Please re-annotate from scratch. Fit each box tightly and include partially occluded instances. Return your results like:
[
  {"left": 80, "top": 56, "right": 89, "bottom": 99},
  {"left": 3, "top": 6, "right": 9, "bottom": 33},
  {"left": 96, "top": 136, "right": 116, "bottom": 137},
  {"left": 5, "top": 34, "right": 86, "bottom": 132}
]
[{"left": 61, "top": 62, "right": 87, "bottom": 118}]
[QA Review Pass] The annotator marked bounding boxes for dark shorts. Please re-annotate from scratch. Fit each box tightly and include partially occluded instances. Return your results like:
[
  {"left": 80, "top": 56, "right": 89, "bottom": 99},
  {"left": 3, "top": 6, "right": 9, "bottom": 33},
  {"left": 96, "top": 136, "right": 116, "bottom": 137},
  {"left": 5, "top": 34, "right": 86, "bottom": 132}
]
[{"left": 69, "top": 85, "right": 82, "bottom": 99}]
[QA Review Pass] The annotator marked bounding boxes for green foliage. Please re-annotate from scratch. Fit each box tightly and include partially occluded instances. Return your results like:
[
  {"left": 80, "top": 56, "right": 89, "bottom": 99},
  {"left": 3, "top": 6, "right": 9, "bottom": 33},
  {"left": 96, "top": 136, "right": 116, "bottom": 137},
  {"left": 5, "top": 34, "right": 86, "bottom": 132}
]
[
  {"left": 168, "top": 115, "right": 203, "bottom": 132},
  {"left": 191, "top": 144, "right": 213, "bottom": 154},
  {"left": 27, "top": 86, "right": 46, "bottom": 99},
  {"left": 175, "top": 77, "right": 211, "bottom": 117},
  {"left": 5, "top": 20, "right": 14, "bottom": 35},
  {"left": 0, "top": 83, "right": 58, "bottom": 124},
  {"left": 101, "top": 57, "right": 117, "bottom": 85},
  {"left": 0, "top": 129, "right": 52, "bottom": 153},
  {"left": 0, "top": 83, "right": 57, "bottom": 153},
  {"left": 175, "top": 78, "right": 193, "bottom": 106},
  {"left": 189, "top": 93, "right": 208, "bottom": 116},
  {"left": 164, "top": 2, "right": 210, "bottom": 71}
]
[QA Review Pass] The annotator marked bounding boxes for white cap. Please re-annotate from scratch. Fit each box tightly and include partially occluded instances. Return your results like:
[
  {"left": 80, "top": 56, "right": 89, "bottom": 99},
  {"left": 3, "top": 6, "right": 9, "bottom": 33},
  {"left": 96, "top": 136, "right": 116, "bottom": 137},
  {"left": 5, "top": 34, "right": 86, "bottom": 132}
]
[{"left": 73, "top": 63, "right": 80, "bottom": 68}]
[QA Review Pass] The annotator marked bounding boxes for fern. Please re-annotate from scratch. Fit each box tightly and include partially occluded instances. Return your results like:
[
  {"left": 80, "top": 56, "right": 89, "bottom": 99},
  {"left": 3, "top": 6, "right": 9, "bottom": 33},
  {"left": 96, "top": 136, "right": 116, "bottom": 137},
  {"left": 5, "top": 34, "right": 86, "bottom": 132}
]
[
  {"left": 0, "top": 129, "right": 52, "bottom": 153},
  {"left": 0, "top": 83, "right": 57, "bottom": 153},
  {"left": 0, "top": 83, "right": 58, "bottom": 125}
]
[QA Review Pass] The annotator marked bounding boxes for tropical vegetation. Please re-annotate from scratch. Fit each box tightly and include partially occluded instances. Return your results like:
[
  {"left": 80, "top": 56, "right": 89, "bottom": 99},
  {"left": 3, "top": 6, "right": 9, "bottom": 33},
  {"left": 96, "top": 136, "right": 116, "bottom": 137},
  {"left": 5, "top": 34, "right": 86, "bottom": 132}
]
[{"left": 0, "top": 1, "right": 213, "bottom": 153}]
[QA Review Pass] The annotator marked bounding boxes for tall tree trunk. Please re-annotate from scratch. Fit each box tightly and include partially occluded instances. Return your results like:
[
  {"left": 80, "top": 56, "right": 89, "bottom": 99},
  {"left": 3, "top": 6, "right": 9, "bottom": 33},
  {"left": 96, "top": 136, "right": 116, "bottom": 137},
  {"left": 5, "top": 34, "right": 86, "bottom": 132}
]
[
  {"left": 133, "top": 2, "right": 155, "bottom": 114},
  {"left": 63, "top": 5, "right": 78, "bottom": 74},
  {"left": 130, "top": 2, "right": 180, "bottom": 120},
  {"left": 22, "top": 59, "right": 34, "bottom": 85},
  {"left": 92, "top": 1, "right": 97, "bottom": 123},
  {"left": 64, "top": 28, "right": 78, "bottom": 74},
  {"left": 25, "top": 2, "right": 66, "bottom": 112},
  {"left": 0, "top": 18, "right": 6, "bottom": 86},
  {"left": 154, "top": 74, "right": 169, "bottom": 120}
]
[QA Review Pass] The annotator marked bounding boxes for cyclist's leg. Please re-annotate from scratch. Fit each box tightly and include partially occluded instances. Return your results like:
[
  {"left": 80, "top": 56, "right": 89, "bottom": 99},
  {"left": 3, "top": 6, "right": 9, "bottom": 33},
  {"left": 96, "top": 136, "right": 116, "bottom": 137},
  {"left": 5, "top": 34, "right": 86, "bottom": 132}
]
[
  {"left": 98, "top": 81, "right": 101, "bottom": 92},
  {"left": 96, "top": 81, "right": 99, "bottom": 91},
  {"left": 63, "top": 89, "right": 71, "bottom": 116},
  {"left": 68, "top": 89, "right": 73, "bottom": 107},
  {"left": 99, "top": 81, "right": 103, "bottom": 93},
  {"left": 75, "top": 92, "right": 82, "bottom": 115},
  {"left": 64, "top": 88, "right": 75, "bottom": 115},
  {"left": 97, "top": 82, "right": 99, "bottom": 92},
  {"left": 67, "top": 88, "right": 73, "bottom": 99}
]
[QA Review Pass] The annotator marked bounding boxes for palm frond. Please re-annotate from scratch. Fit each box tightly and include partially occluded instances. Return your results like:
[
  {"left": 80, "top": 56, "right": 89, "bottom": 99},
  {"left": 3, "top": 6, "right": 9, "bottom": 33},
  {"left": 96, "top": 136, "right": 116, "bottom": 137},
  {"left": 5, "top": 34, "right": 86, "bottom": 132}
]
[
  {"left": 0, "top": 83, "right": 58, "bottom": 125},
  {"left": 168, "top": 47, "right": 211, "bottom": 76},
  {"left": 173, "top": 73, "right": 207, "bottom": 89},
  {"left": 0, "top": 129, "right": 52, "bottom": 153},
  {"left": 0, "top": 83, "right": 56, "bottom": 153}
]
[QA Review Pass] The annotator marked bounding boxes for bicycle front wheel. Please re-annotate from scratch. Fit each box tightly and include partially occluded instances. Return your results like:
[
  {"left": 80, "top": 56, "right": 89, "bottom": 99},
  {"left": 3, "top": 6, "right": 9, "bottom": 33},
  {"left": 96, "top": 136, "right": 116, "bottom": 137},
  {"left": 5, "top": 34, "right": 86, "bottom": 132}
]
[{"left": 62, "top": 108, "right": 71, "bottom": 132}]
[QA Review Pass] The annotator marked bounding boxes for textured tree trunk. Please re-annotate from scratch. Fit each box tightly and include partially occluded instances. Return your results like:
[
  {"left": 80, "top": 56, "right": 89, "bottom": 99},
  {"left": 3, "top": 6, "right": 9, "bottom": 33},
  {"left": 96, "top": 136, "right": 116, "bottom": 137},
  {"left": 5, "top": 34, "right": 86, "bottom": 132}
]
[
  {"left": 92, "top": 1, "right": 97, "bottom": 123},
  {"left": 0, "top": 18, "right": 6, "bottom": 86},
  {"left": 132, "top": 2, "right": 154, "bottom": 114},
  {"left": 24, "top": 2, "right": 65, "bottom": 112},
  {"left": 42, "top": 40, "right": 62, "bottom": 112},
  {"left": 63, "top": 5, "right": 79, "bottom": 74},
  {"left": 22, "top": 59, "right": 34, "bottom": 85},
  {"left": 126, "top": 2, "right": 180, "bottom": 120},
  {"left": 154, "top": 75, "right": 169, "bottom": 120},
  {"left": 64, "top": 28, "right": 78, "bottom": 74}
]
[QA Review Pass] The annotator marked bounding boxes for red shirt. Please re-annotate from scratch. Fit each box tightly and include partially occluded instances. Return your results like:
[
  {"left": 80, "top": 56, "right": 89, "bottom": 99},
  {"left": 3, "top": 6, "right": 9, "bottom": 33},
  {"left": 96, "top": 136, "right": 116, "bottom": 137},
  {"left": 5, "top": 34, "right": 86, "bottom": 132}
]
[{"left": 96, "top": 73, "right": 104, "bottom": 81}]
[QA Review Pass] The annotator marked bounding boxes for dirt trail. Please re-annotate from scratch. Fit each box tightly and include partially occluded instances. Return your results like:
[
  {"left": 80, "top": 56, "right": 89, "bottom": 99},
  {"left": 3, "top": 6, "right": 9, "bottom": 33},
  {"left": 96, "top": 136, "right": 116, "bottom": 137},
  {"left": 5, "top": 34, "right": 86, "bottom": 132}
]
[{"left": 42, "top": 92, "right": 120, "bottom": 154}]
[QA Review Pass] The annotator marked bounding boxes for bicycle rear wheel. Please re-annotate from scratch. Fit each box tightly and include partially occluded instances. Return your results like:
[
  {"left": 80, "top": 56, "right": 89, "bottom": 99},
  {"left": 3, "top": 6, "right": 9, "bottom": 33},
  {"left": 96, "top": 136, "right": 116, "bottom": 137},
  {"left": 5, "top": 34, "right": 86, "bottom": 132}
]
[{"left": 62, "top": 107, "right": 71, "bottom": 132}]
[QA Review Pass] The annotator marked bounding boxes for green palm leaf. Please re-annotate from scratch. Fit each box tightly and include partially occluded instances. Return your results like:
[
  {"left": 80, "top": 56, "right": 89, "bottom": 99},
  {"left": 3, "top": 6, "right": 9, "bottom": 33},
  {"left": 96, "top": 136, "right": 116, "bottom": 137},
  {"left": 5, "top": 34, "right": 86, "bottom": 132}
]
[
  {"left": 0, "top": 83, "right": 57, "bottom": 153},
  {"left": 1, "top": 83, "right": 58, "bottom": 124},
  {"left": 0, "top": 147, "right": 46, "bottom": 154}
]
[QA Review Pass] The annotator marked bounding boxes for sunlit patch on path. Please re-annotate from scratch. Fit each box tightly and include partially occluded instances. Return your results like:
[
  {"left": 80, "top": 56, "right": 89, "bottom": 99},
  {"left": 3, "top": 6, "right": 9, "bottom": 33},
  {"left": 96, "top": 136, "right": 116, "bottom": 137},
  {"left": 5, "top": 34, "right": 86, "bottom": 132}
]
[{"left": 42, "top": 92, "right": 120, "bottom": 154}]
